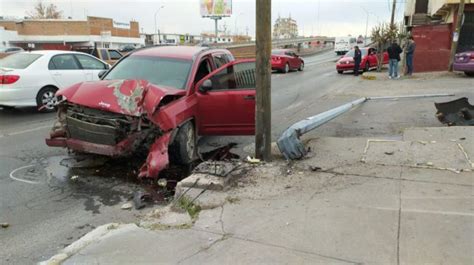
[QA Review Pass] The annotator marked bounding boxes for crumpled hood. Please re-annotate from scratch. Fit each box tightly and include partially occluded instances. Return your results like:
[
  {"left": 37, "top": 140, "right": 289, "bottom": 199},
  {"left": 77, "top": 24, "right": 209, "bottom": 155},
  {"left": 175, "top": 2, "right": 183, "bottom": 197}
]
[{"left": 57, "top": 79, "right": 185, "bottom": 116}]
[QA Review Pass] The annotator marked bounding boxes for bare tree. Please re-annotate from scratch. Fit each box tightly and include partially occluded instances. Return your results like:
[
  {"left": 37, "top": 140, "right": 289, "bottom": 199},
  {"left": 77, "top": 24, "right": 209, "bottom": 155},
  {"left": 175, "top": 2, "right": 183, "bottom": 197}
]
[
  {"left": 27, "top": 1, "right": 63, "bottom": 19},
  {"left": 371, "top": 23, "right": 398, "bottom": 71}
]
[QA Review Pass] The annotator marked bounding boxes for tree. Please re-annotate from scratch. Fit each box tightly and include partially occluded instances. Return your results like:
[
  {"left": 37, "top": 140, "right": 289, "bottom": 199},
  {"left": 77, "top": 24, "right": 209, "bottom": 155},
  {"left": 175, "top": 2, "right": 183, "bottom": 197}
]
[
  {"left": 27, "top": 1, "right": 63, "bottom": 19},
  {"left": 370, "top": 23, "right": 398, "bottom": 71}
]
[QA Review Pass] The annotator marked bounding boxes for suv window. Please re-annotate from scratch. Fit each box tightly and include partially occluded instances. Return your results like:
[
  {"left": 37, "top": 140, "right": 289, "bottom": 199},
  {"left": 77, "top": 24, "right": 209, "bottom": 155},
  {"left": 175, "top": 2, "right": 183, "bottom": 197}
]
[
  {"left": 49, "top": 54, "right": 80, "bottom": 70},
  {"left": 194, "top": 58, "right": 212, "bottom": 84},
  {"left": 109, "top": 50, "right": 122, "bottom": 60},
  {"left": 100, "top": 49, "right": 109, "bottom": 60},
  {"left": 207, "top": 62, "right": 256, "bottom": 91},
  {"left": 212, "top": 53, "right": 230, "bottom": 69},
  {"left": 75, "top": 54, "right": 107, "bottom": 70}
]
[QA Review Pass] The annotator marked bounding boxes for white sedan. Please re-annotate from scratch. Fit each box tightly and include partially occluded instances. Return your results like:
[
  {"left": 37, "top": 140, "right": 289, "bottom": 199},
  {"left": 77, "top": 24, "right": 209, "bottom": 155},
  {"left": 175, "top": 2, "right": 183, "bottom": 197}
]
[{"left": 0, "top": 50, "right": 110, "bottom": 111}]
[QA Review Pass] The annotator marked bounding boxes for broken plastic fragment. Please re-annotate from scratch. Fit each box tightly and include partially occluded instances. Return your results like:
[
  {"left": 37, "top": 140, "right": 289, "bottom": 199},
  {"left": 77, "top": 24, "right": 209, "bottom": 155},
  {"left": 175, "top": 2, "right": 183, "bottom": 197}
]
[{"left": 246, "top": 156, "right": 261, "bottom": 164}]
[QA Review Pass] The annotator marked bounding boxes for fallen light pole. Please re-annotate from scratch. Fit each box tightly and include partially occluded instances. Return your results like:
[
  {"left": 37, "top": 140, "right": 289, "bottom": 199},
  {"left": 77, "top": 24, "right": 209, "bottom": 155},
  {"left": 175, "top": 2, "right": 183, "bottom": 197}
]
[{"left": 277, "top": 93, "right": 455, "bottom": 160}]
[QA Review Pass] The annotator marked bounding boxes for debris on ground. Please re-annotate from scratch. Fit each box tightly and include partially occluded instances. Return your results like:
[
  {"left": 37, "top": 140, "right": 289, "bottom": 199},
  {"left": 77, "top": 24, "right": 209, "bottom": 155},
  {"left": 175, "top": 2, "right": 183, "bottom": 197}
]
[
  {"left": 309, "top": 166, "right": 322, "bottom": 171},
  {"left": 384, "top": 151, "right": 394, "bottom": 155},
  {"left": 1, "top": 223, "right": 9, "bottom": 228},
  {"left": 246, "top": 156, "right": 261, "bottom": 164},
  {"left": 133, "top": 191, "right": 152, "bottom": 210},
  {"left": 70, "top": 175, "right": 79, "bottom": 181},
  {"left": 435, "top": 97, "right": 474, "bottom": 126},
  {"left": 121, "top": 203, "right": 133, "bottom": 210}
]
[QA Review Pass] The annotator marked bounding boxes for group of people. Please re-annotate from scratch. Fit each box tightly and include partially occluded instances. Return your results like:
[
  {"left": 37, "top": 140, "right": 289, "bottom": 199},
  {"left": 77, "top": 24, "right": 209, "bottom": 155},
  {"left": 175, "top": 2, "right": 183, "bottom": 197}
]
[
  {"left": 386, "top": 36, "right": 416, "bottom": 79},
  {"left": 351, "top": 37, "right": 416, "bottom": 78}
]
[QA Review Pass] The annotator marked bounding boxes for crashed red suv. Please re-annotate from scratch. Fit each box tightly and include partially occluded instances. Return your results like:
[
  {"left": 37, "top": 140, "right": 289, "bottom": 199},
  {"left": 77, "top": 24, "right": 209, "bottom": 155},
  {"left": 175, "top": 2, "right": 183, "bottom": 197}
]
[{"left": 46, "top": 46, "right": 256, "bottom": 178}]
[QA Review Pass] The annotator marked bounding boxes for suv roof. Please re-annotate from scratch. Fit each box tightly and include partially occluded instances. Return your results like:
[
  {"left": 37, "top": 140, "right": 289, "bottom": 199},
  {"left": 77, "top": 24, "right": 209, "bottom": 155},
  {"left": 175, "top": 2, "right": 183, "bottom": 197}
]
[{"left": 131, "top": 46, "right": 215, "bottom": 59}]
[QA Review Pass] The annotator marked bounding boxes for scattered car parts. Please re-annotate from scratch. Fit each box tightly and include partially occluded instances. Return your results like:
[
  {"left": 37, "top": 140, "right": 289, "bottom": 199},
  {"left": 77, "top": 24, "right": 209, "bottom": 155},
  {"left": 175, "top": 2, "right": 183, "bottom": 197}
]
[{"left": 435, "top": 97, "right": 474, "bottom": 126}]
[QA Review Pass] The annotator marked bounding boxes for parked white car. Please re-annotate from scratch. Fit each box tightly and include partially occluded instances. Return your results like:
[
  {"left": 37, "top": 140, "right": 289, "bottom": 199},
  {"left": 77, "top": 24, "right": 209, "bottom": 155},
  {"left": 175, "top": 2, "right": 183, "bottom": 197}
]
[{"left": 0, "top": 50, "right": 110, "bottom": 111}]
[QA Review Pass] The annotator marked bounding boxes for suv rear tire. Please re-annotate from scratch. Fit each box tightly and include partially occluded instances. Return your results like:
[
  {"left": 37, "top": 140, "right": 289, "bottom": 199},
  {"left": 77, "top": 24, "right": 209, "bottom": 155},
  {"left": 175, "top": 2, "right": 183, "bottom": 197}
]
[{"left": 169, "top": 121, "right": 196, "bottom": 165}]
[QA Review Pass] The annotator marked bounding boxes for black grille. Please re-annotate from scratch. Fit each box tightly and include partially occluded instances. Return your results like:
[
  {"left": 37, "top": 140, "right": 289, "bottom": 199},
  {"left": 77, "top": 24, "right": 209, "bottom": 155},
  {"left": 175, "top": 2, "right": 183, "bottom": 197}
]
[{"left": 66, "top": 104, "right": 138, "bottom": 145}]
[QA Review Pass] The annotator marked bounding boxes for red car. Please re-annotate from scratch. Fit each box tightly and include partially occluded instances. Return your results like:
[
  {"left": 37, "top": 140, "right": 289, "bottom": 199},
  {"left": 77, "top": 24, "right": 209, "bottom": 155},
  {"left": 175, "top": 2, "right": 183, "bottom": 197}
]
[
  {"left": 271, "top": 49, "right": 304, "bottom": 73},
  {"left": 46, "top": 46, "right": 256, "bottom": 178},
  {"left": 336, "top": 47, "right": 389, "bottom": 74}
]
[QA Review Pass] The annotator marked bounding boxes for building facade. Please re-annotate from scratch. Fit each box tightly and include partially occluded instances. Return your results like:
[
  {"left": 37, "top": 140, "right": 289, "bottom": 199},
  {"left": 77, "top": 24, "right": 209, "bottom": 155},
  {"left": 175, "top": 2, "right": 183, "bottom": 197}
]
[
  {"left": 404, "top": 0, "right": 474, "bottom": 72},
  {"left": 0, "top": 16, "right": 144, "bottom": 50},
  {"left": 273, "top": 15, "right": 298, "bottom": 39}
]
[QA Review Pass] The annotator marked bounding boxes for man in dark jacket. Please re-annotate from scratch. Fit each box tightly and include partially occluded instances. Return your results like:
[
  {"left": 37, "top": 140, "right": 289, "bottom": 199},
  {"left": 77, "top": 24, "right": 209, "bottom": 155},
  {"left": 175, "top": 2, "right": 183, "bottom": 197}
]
[
  {"left": 405, "top": 36, "right": 416, "bottom": 75},
  {"left": 353, "top": 46, "right": 362, "bottom": 76},
  {"left": 387, "top": 40, "right": 403, "bottom": 79}
]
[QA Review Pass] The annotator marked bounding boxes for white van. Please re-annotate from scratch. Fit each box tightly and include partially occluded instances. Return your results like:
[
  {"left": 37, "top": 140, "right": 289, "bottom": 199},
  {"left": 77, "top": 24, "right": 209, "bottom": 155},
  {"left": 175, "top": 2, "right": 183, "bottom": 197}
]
[{"left": 334, "top": 37, "right": 356, "bottom": 55}]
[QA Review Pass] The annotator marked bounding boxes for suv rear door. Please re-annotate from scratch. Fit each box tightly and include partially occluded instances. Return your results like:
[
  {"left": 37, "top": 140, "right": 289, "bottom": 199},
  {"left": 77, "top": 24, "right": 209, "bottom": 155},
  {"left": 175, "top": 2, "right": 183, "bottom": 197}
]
[{"left": 195, "top": 60, "right": 256, "bottom": 135}]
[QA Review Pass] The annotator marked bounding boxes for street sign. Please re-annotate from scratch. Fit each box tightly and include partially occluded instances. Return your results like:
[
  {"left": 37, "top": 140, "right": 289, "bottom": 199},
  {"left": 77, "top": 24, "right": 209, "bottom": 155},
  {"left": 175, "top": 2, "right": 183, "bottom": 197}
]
[{"left": 200, "top": 0, "right": 232, "bottom": 17}]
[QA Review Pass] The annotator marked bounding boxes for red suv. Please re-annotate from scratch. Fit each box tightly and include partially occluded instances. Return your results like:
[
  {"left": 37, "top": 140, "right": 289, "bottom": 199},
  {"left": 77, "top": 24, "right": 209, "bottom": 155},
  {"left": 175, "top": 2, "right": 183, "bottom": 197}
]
[
  {"left": 46, "top": 46, "right": 256, "bottom": 178},
  {"left": 336, "top": 47, "right": 389, "bottom": 74}
]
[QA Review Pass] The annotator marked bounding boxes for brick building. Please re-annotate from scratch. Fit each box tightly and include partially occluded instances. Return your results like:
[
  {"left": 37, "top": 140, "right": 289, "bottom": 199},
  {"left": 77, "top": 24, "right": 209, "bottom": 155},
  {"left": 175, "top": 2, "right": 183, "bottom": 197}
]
[
  {"left": 404, "top": 0, "right": 474, "bottom": 72},
  {"left": 273, "top": 15, "right": 298, "bottom": 39},
  {"left": 0, "top": 16, "right": 144, "bottom": 50}
]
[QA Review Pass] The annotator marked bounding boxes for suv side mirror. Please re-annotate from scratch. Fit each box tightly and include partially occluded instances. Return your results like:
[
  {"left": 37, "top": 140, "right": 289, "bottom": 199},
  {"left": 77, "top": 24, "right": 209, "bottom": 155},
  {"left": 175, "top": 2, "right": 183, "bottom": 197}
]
[
  {"left": 98, "top": 70, "right": 107, "bottom": 79},
  {"left": 199, "top": 79, "right": 213, "bottom": 93}
]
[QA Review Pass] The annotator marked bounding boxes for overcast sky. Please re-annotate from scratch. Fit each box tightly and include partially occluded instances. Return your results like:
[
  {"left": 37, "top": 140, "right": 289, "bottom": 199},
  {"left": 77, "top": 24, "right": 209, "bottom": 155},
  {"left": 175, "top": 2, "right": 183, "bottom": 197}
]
[{"left": 0, "top": 0, "right": 405, "bottom": 37}]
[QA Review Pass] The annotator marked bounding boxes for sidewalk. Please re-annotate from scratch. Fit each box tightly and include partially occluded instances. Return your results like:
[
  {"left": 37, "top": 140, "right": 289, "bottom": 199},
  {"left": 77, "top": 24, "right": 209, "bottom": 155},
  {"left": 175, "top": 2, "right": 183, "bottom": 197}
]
[{"left": 41, "top": 126, "right": 474, "bottom": 265}]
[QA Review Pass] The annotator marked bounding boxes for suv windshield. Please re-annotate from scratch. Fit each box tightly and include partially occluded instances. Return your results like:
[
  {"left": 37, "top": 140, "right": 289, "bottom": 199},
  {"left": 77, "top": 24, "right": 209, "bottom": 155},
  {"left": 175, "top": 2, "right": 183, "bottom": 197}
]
[
  {"left": 104, "top": 56, "right": 192, "bottom": 89},
  {"left": 0, "top": 53, "right": 42, "bottom": 69},
  {"left": 345, "top": 49, "right": 368, "bottom": 58}
]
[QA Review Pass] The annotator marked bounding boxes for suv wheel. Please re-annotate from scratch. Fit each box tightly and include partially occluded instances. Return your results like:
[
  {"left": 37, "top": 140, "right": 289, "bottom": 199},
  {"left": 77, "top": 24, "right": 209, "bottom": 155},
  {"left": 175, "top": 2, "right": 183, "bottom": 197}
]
[{"left": 169, "top": 121, "right": 196, "bottom": 165}]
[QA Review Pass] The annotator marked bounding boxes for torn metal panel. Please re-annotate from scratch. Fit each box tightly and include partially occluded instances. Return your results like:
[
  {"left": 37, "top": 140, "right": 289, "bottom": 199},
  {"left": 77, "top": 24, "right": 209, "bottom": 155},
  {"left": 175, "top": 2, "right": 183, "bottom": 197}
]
[
  {"left": 435, "top": 97, "right": 474, "bottom": 126},
  {"left": 139, "top": 132, "right": 172, "bottom": 178}
]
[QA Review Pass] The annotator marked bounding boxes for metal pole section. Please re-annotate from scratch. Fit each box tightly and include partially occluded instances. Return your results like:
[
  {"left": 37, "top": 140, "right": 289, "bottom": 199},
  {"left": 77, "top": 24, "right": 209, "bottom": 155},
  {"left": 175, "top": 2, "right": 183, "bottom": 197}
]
[
  {"left": 255, "top": 0, "right": 272, "bottom": 161},
  {"left": 368, "top": 93, "right": 455, "bottom": 101},
  {"left": 449, "top": 0, "right": 465, "bottom": 72},
  {"left": 390, "top": 0, "right": 397, "bottom": 26},
  {"left": 277, "top": 93, "right": 455, "bottom": 160},
  {"left": 214, "top": 18, "right": 219, "bottom": 43},
  {"left": 277, "top": 98, "right": 367, "bottom": 160}
]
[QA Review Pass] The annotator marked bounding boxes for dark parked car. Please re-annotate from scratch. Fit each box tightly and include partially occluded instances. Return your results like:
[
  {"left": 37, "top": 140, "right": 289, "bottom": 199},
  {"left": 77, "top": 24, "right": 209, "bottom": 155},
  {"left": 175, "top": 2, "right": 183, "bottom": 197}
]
[{"left": 453, "top": 51, "right": 474, "bottom": 77}]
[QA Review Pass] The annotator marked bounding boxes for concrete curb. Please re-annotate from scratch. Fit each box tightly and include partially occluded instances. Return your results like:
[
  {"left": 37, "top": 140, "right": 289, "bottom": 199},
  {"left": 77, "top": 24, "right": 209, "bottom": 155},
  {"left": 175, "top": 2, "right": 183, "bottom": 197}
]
[{"left": 38, "top": 223, "right": 135, "bottom": 265}]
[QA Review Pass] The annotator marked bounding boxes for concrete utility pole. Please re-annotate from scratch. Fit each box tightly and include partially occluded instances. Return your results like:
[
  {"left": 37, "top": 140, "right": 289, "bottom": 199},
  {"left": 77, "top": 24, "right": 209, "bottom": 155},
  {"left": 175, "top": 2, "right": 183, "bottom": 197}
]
[
  {"left": 449, "top": 0, "right": 465, "bottom": 71},
  {"left": 255, "top": 0, "right": 272, "bottom": 161},
  {"left": 390, "top": 0, "right": 397, "bottom": 26}
]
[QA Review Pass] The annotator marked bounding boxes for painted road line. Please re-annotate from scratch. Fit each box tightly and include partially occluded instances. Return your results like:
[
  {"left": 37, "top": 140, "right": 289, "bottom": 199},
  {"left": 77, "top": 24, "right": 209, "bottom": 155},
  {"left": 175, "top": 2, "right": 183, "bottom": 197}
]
[{"left": 0, "top": 124, "right": 51, "bottom": 138}]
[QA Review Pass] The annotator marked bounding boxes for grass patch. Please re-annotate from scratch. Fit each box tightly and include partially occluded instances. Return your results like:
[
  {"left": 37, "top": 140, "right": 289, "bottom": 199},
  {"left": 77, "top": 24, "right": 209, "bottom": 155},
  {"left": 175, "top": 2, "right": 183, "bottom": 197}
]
[{"left": 177, "top": 196, "right": 201, "bottom": 220}]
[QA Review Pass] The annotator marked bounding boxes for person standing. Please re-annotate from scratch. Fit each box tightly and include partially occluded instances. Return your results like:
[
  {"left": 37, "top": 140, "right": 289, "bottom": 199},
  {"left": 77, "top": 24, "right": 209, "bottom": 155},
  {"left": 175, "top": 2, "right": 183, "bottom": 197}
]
[
  {"left": 387, "top": 40, "right": 403, "bottom": 79},
  {"left": 353, "top": 46, "right": 362, "bottom": 76},
  {"left": 406, "top": 36, "right": 416, "bottom": 75}
]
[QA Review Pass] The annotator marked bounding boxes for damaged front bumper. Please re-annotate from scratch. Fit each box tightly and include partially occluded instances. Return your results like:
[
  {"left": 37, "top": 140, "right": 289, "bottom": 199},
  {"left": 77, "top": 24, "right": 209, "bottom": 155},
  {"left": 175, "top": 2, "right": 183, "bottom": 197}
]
[{"left": 46, "top": 102, "right": 171, "bottom": 178}]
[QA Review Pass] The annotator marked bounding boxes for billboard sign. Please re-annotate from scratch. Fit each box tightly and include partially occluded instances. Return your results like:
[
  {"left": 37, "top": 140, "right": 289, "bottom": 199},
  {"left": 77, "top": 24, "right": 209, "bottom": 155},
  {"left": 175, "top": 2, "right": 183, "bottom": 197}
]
[{"left": 200, "top": 0, "right": 232, "bottom": 17}]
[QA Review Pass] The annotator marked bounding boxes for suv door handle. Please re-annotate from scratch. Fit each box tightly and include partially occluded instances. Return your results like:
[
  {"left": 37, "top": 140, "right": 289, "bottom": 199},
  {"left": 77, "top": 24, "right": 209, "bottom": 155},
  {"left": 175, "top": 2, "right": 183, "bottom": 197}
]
[{"left": 243, "top": 95, "right": 255, "bottom": 100}]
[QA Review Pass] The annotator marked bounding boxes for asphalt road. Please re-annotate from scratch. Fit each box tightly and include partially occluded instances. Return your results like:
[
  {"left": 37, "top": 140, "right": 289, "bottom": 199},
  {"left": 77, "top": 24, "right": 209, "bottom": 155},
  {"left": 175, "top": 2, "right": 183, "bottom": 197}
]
[
  {"left": 2, "top": 50, "right": 471, "bottom": 264},
  {"left": 0, "top": 51, "right": 338, "bottom": 264}
]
